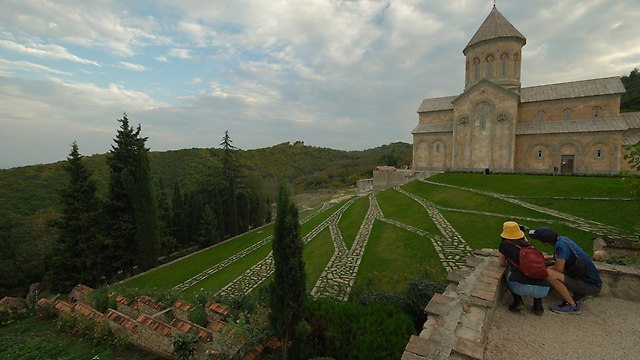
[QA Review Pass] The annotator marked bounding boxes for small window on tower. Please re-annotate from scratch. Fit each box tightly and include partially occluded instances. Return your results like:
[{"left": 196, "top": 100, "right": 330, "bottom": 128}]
[
  {"left": 537, "top": 110, "right": 545, "bottom": 121},
  {"left": 435, "top": 144, "right": 440, "bottom": 153},
  {"left": 593, "top": 106, "right": 602, "bottom": 118},
  {"left": 564, "top": 108, "right": 573, "bottom": 120}
]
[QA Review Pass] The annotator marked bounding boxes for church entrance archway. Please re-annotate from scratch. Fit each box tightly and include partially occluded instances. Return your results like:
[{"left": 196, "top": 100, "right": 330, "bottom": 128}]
[{"left": 560, "top": 154, "right": 575, "bottom": 174}]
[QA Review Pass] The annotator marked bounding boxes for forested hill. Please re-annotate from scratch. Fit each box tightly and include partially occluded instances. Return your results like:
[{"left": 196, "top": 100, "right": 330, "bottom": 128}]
[{"left": 0, "top": 141, "right": 412, "bottom": 220}]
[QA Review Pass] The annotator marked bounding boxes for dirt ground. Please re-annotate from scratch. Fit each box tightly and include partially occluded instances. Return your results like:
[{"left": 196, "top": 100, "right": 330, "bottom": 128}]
[{"left": 484, "top": 291, "right": 640, "bottom": 360}]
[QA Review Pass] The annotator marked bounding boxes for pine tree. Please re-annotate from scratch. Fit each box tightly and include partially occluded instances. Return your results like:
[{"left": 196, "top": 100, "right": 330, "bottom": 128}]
[
  {"left": 195, "top": 204, "right": 219, "bottom": 247},
  {"left": 46, "top": 142, "right": 102, "bottom": 292},
  {"left": 269, "top": 184, "right": 306, "bottom": 360},
  {"left": 104, "top": 114, "right": 159, "bottom": 276},
  {"left": 220, "top": 130, "right": 239, "bottom": 237}
]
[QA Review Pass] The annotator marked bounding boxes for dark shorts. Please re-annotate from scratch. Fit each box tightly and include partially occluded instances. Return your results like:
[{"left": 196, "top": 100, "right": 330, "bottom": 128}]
[{"left": 564, "top": 275, "right": 601, "bottom": 296}]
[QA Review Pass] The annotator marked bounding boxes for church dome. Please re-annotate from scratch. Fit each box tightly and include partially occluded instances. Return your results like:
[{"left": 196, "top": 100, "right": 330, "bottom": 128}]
[{"left": 463, "top": 6, "right": 526, "bottom": 55}]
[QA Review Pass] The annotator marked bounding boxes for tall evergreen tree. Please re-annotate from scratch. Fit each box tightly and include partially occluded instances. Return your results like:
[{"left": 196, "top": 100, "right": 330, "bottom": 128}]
[
  {"left": 122, "top": 144, "right": 160, "bottom": 270},
  {"left": 195, "top": 204, "right": 219, "bottom": 247},
  {"left": 269, "top": 184, "right": 306, "bottom": 360},
  {"left": 220, "top": 130, "right": 239, "bottom": 237},
  {"left": 171, "top": 181, "right": 188, "bottom": 248},
  {"left": 46, "top": 142, "right": 102, "bottom": 292},
  {"left": 104, "top": 114, "right": 159, "bottom": 276}
]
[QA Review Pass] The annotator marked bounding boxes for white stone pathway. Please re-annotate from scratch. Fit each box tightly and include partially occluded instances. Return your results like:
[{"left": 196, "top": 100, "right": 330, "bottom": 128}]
[
  {"left": 422, "top": 180, "right": 635, "bottom": 238},
  {"left": 215, "top": 200, "right": 355, "bottom": 298},
  {"left": 175, "top": 179, "right": 634, "bottom": 301}
]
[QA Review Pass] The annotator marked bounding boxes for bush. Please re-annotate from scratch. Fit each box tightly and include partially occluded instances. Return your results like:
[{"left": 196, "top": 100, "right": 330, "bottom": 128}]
[
  {"left": 187, "top": 304, "right": 208, "bottom": 327},
  {"left": 173, "top": 332, "right": 198, "bottom": 360},
  {"left": 92, "top": 287, "right": 116, "bottom": 313},
  {"left": 290, "top": 299, "right": 414, "bottom": 360},
  {"left": 404, "top": 278, "right": 447, "bottom": 330}
]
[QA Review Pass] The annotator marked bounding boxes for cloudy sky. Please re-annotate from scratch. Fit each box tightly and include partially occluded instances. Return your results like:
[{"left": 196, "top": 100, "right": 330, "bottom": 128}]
[{"left": 1, "top": 0, "right": 639, "bottom": 169}]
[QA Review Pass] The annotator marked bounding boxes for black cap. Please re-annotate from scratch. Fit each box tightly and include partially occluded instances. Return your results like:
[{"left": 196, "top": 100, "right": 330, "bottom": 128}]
[{"left": 528, "top": 227, "right": 558, "bottom": 244}]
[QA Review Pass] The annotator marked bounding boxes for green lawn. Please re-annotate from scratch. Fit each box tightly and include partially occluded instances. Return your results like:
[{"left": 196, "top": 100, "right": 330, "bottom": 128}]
[
  {"left": 304, "top": 227, "right": 335, "bottom": 290},
  {"left": 0, "top": 314, "right": 158, "bottom": 360},
  {"left": 338, "top": 195, "right": 369, "bottom": 250},
  {"left": 352, "top": 220, "right": 446, "bottom": 295},
  {"left": 376, "top": 188, "right": 439, "bottom": 232}
]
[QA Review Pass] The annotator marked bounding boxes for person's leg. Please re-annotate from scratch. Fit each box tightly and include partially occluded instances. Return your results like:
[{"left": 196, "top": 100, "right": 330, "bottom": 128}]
[
  {"left": 546, "top": 268, "right": 576, "bottom": 306},
  {"left": 504, "top": 273, "right": 524, "bottom": 312}
]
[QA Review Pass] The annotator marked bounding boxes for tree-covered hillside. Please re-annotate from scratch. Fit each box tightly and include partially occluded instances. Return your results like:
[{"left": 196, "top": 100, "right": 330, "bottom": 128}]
[{"left": 621, "top": 67, "right": 640, "bottom": 112}]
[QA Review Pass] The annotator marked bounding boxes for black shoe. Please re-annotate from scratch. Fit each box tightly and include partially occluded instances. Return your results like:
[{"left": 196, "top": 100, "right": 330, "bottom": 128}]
[
  {"left": 532, "top": 298, "right": 544, "bottom": 316},
  {"left": 508, "top": 294, "right": 524, "bottom": 312}
]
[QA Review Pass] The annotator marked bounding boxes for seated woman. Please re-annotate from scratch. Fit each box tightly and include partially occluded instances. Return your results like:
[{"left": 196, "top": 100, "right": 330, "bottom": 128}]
[{"left": 497, "top": 221, "right": 550, "bottom": 315}]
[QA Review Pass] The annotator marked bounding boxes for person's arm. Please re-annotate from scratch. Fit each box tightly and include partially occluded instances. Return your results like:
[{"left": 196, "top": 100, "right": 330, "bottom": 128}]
[
  {"left": 550, "top": 257, "right": 566, "bottom": 273},
  {"left": 498, "top": 252, "right": 507, "bottom": 267}
]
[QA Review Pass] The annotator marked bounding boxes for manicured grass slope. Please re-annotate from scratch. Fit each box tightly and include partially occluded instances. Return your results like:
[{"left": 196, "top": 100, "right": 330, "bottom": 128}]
[{"left": 116, "top": 173, "right": 636, "bottom": 300}]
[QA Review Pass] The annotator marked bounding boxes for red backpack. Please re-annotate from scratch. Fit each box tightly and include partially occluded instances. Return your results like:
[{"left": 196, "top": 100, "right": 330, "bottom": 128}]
[{"left": 507, "top": 243, "right": 549, "bottom": 279}]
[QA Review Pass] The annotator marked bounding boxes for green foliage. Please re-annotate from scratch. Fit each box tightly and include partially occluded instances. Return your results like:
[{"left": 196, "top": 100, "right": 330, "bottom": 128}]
[
  {"left": 290, "top": 299, "right": 414, "bottom": 360},
  {"left": 92, "top": 287, "right": 117, "bottom": 313},
  {"left": 604, "top": 253, "right": 640, "bottom": 267},
  {"left": 46, "top": 142, "right": 102, "bottom": 292},
  {"left": 621, "top": 68, "right": 640, "bottom": 112},
  {"left": 187, "top": 304, "right": 208, "bottom": 327},
  {"left": 172, "top": 332, "right": 198, "bottom": 360},
  {"left": 0, "top": 314, "right": 151, "bottom": 359},
  {"left": 270, "top": 184, "right": 306, "bottom": 359},
  {"left": 404, "top": 278, "right": 447, "bottom": 330}
]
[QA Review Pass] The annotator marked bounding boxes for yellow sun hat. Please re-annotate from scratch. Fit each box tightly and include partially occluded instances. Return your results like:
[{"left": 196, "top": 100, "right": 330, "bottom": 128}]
[{"left": 501, "top": 221, "right": 525, "bottom": 240}]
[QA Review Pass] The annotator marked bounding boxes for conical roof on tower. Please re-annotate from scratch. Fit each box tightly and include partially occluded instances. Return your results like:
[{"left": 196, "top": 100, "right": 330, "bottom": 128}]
[{"left": 463, "top": 6, "right": 526, "bottom": 55}]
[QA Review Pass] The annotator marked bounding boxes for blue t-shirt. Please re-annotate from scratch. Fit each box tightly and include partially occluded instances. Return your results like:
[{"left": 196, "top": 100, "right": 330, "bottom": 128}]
[{"left": 554, "top": 236, "right": 602, "bottom": 287}]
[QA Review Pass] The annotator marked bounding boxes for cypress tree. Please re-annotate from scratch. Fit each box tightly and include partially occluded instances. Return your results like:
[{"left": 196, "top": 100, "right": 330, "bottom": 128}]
[
  {"left": 46, "top": 142, "right": 102, "bottom": 292},
  {"left": 269, "top": 183, "right": 306, "bottom": 360},
  {"left": 104, "top": 114, "right": 158, "bottom": 276}
]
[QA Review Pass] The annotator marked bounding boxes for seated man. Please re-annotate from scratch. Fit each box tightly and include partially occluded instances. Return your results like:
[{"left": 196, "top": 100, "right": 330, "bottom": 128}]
[{"left": 529, "top": 227, "right": 602, "bottom": 315}]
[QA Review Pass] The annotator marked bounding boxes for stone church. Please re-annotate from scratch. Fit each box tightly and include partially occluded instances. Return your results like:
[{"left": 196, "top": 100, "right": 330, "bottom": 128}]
[{"left": 412, "top": 6, "right": 640, "bottom": 175}]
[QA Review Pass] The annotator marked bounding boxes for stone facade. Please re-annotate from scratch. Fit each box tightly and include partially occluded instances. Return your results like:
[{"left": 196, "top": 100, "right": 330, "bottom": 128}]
[{"left": 412, "top": 6, "right": 640, "bottom": 175}]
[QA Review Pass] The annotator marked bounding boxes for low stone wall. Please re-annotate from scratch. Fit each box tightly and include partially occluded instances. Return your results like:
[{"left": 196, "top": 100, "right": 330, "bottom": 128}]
[{"left": 402, "top": 250, "right": 640, "bottom": 360}]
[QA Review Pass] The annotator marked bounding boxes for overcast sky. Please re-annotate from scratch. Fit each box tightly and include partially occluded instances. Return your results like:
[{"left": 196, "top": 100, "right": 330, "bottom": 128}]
[{"left": 1, "top": 0, "right": 639, "bottom": 169}]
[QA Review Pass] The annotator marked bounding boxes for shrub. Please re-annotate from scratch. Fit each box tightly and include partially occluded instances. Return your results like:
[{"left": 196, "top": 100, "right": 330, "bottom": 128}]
[
  {"left": 404, "top": 278, "right": 447, "bottom": 330},
  {"left": 187, "top": 304, "right": 208, "bottom": 327},
  {"left": 173, "top": 332, "right": 198, "bottom": 360}
]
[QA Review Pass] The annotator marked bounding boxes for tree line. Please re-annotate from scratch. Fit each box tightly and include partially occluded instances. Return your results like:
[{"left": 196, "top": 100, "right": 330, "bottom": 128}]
[{"left": 1, "top": 115, "right": 272, "bottom": 295}]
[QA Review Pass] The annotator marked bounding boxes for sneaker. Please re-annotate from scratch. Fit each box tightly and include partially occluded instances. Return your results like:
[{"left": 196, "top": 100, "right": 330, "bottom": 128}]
[
  {"left": 572, "top": 292, "right": 591, "bottom": 304},
  {"left": 550, "top": 301, "right": 581, "bottom": 315}
]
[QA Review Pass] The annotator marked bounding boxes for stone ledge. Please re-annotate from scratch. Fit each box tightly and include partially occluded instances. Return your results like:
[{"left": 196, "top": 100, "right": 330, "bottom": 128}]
[{"left": 402, "top": 249, "right": 505, "bottom": 360}]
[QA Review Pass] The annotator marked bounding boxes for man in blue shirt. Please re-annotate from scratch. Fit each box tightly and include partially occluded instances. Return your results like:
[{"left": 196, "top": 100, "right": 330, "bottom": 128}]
[{"left": 529, "top": 227, "right": 602, "bottom": 315}]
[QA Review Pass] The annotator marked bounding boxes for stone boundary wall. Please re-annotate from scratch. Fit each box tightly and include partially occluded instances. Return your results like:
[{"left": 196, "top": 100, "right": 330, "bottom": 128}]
[
  {"left": 39, "top": 286, "right": 243, "bottom": 359},
  {"left": 402, "top": 249, "right": 640, "bottom": 360}
]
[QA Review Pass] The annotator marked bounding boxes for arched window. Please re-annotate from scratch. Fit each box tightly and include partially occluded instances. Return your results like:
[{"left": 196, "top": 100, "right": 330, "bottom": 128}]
[
  {"left": 537, "top": 110, "right": 545, "bottom": 121},
  {"left": 596, "top": 149, "right": 602, "bottom": 159},
  {"left": 500, "top": 53, "right": 508, "bottom": 75},
  {"left": 474, "top": 57, "right": 480, "bottom": 80},
  {"left": 537, "top": 150, "right": 543, "bottom": 159},
  {"left": 486, "top": 54, "right": 494, "bottom": 77},
  {"left": 435, "top": 144, "right": 440, "bottom": 153},
  {"left": 593, "top": 106, "right": 602, "bottom": 118},
  {"left": 564, "top": 108, "right": 573, "bottom": 120}
]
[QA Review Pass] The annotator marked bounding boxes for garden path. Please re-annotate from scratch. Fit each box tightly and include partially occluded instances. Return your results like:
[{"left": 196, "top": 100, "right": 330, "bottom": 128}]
[{"left": 175, "top": 180, "right": 631, "bottom": 301}]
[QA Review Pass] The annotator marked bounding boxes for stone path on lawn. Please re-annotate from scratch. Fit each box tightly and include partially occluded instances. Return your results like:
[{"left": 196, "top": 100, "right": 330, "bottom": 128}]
[
  {"left": 216, "top": 200, "right": 355, "bottom": 298},
  {"left": 422, "top": 180, "right": 634, "bottom": 238},
  {"left": 175, "top": 180, "right": 633, "bottom": 301}
]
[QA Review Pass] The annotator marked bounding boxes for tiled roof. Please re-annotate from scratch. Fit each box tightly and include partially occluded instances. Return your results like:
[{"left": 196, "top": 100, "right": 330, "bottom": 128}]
[
  {"left": 622, "top": 112, "right": 640, "bottom": 128},
  {"left": 417, "top": 96, "right": 455, "bottom": 112},
  {"left": 412, "top": 122, "right": 454, "bottom": 134},
  {"left": 520, "top": 77, "right": 625, "bottom": 102},
  {"left": 624, "top": 132, "right": 640, "bottom": 146},
  {"left": 137, "top": 314, "right": 173, "bottom": 337},
  {"left": 516, "top": 117, "right": 629, "bottom": 135},
  {"left": 170, "top": 318, "right": 214, "bottom": 342},
  {"left": 72, "top": 284, "right": 94, "bottom": 295},
  {"left": 174, "top": 300, "right": 192, "bottom": 312},
  {"left": 206, "top": 302, "right": 230, "bottom": 316},
  {"left": 137, "top": 295, "right": 166, "bottom": 310},
  {"left": 106, "top": 309, "right": 140, "bottom": 334},
  {"left": 208, "top": 319, "right": 226, "bottom": 332},
  {"left": 53, "top": 300, "right": 73, "bottom": 314},
  {"left": 464, "top": 6, "right": 525, "bottom": 53},
  {"left": 73, "top": 303, "right": 106, "bottom": 322}
]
